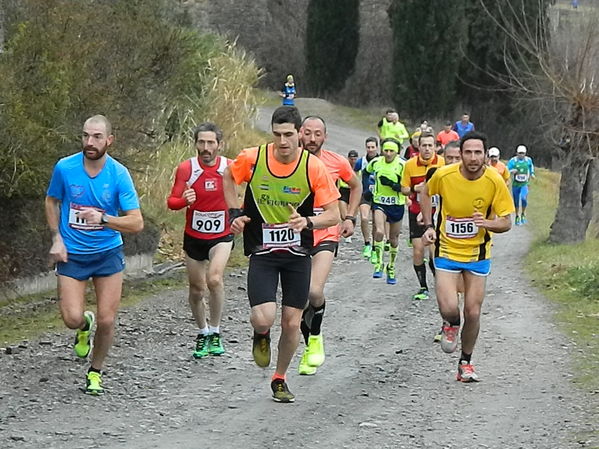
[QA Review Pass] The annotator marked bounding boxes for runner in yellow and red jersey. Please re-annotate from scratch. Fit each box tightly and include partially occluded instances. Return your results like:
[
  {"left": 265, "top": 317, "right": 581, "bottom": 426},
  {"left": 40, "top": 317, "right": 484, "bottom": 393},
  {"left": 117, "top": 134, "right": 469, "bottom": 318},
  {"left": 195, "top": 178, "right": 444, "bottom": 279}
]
[{"left": 401, "top": 132, "right": 445, "bottom": 300}]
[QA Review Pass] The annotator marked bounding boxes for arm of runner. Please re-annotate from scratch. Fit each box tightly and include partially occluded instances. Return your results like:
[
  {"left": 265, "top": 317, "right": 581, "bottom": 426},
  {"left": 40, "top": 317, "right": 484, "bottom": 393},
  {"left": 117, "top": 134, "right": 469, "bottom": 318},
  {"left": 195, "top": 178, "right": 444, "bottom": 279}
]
[
  {"left": 340, "top": 172, "right": 362, "bottom": 237},
  {"left": 223, "top": 165, "right": 250, "bottom": 234},
  {"left": 45, "top": 195, "right": 67, "bottom": 264},
  {"left": 167, "top": 163, "right": 194, "bottom": 210},
  {"left": 76, "top": 207, "right": 144, "bottom": 233},
  {"left": 473, "top": 213, "right": 512, "bottom": 233},
  {"left": 419, "top": 184, "right": 436, "bottom": 245}
]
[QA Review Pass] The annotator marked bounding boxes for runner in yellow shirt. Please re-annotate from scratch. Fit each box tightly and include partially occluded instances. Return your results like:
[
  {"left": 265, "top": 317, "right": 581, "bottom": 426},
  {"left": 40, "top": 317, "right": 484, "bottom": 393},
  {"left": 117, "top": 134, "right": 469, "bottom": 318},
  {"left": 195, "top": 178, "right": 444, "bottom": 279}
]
[{"left": 420, "top": 131, "right": 514, "bottom": 382}]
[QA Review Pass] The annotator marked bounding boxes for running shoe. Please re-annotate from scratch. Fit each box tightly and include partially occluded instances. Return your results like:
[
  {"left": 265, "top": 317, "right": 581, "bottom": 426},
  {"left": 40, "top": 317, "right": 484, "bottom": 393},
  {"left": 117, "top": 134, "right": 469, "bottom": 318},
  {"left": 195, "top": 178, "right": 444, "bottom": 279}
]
[
  {"left": 362, "top": 244, "right": 372, "bottom": 259},
  {"left": 456, "top": 361, "right": 480, "bottom": 382},
  {"left": 252, "top": 331, "right": 271, "bottom": 368},
  {"left": 413, "top": 288, "right": 430, "bottom": 301},
  {"left": 74, "top": 311, "right": 95, "bottom": 358},
  {"left": 515, "top": 215, "right": 521, "bottom": 226},
  {"left": 433, "top": 328, "right": 443, "bottom": 343},
  {"left": 193, "top": 334, "right": 210, "bottom": 358},
  {"left": 298, "top": 350, "right": 317, "bottom": 375},
  {"left": 440, "top": 324, "right": 460, "bottom": 353},
  {"left": 385, "top": 264, "right": 397, "bottom": 285},
  {"left": 373, "top": 264, "right": 383, "bottom": 279},
  {"left": 208, "top": 333, "right": 225, "bottom": 355},
  {"left": 85, "top": 370, "right": 104, "bottom": 395},
  {"left": 271, "top": 379, "right": 295, "bottom": 403},
  {"left": 521, "top": 214, "right": 527, "bottom": 224},
  {"left": 384, "top": 241, "right": 391, "bottom": 252},
  {"left": 306, "top": 334, "right": 325, "bottom": 367}
]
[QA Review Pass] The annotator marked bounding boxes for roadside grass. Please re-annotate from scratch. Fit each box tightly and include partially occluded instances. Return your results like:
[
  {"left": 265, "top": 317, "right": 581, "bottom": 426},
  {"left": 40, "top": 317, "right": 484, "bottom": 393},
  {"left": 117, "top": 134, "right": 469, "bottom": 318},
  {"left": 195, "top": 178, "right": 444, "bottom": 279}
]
[
  {"left": 0, "top": 273, "right": 187, "bottom": 347},
  {"left": 525, "top": 168, "right": 599, "bottom": 394}
]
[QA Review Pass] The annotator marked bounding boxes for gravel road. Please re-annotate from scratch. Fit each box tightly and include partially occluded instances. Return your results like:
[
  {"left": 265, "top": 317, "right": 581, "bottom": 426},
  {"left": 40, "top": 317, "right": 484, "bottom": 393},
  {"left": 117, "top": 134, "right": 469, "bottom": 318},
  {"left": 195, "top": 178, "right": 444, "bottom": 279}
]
[{"left": 1, "top": 100, "right": 596, "bottom": 448}]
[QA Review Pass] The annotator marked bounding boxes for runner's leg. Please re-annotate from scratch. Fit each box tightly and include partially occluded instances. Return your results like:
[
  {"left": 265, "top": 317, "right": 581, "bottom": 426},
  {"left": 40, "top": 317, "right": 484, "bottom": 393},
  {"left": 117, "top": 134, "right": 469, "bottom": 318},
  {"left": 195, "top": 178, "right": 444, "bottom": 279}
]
[
  {"left": 90, "top": 272, "right": 123, "bottom": 370},
  {"left": 185, "top": 255, "right": 208, "bottom": 330},
  {"left": 205, "top": 241, "right": 233, "bottom": 328},
  {"left": 58, "top": 275, "right": 88, "bottom": 330}
]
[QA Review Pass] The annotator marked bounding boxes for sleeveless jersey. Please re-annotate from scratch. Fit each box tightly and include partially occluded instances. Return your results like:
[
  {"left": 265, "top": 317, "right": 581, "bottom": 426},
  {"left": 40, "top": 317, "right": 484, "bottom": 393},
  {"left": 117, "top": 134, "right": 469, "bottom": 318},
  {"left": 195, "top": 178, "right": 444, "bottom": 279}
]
[
  {"left": 366, "top": 156, "right": 406, "bottom": 206},
  {"left": 184, "top": 156, "right": 231, "bottom": 240},
  {"left": 243, "top": 145, "right": 314, "bottom": 256}
]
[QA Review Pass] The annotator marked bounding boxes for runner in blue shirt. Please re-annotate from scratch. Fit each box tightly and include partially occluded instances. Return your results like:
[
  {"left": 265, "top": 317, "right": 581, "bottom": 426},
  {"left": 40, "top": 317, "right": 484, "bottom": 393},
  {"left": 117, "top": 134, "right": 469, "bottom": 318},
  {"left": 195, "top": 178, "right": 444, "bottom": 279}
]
[
  {"left": 45, "top": 115, "right": 143, "bottom": 395},
  {"left": 453, "top": 113, "right": 475, "bottom": 138}
]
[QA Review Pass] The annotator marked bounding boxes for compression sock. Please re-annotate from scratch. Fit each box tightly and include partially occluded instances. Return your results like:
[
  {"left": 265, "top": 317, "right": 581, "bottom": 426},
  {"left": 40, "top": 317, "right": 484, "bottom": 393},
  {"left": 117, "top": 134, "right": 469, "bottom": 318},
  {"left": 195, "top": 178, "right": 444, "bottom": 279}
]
[
  {"left": 414, "top": 263, "right": 428, "bottom": 290},
  {"left": 388, "top": 245, "right": 398, "bottom": 268},
  {"left": 459, "top": 351, "right": 472, "bottom": 364},
  {"left": 373, "top": 240, "right": 384, "bottom": 265},
  {"left": 301, "top": 307, "right": 312, "bottom": 345},
  {"left": 309, "top": 302, "right": 326, "bottom": 336}
]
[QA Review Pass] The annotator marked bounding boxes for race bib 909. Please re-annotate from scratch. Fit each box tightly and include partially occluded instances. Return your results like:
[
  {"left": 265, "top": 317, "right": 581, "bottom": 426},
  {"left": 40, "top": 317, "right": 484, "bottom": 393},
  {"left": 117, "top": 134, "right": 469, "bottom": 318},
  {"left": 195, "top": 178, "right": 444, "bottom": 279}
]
[{"left": 191, "top": 210, "right": 225, "bottom": 234}]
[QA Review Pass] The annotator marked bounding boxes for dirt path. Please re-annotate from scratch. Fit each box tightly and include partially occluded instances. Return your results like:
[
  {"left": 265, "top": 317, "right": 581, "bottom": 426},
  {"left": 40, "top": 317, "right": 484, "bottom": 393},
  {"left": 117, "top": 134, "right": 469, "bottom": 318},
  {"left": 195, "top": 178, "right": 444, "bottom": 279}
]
[{"left": 1, "top": 101, "right": 596, "bottom": 448}]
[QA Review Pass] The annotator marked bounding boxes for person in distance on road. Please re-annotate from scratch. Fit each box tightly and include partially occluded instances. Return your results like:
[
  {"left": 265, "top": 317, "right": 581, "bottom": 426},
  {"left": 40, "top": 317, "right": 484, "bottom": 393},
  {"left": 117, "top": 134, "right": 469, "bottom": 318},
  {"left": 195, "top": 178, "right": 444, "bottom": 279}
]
[
  {"left": 507, "top": 145, "right": 535, "bottom": 225},
  {"left": 45, "top": 115, "right": 144, "bottom": 395},
  {"left": 167, "top": 122, "right": 233, "bottom": 359}
]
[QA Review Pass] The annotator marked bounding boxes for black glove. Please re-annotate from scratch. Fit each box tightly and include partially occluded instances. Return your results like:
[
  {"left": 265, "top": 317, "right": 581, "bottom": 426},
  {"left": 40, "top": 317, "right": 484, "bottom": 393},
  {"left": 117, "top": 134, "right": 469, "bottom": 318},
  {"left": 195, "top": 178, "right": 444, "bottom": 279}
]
[
  {"left": 391, "top": 183, "right": 402, "bottom": 192},
  {"left": 379, "top": 175, "right": 394, "bottom": 187},
  {"left": 228, "top": 208, "right": 245, "bottom": 225}
]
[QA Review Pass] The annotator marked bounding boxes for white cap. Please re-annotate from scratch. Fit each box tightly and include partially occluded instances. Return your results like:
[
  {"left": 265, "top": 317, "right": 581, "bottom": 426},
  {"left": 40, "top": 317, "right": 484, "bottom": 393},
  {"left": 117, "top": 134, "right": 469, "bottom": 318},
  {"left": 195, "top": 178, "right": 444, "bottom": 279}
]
[
  {"left": 488, "top": 147, "right": 500, "bottom": 157},
  {"left": 516, "top": 145, "right": 527, "bottom": 154}
]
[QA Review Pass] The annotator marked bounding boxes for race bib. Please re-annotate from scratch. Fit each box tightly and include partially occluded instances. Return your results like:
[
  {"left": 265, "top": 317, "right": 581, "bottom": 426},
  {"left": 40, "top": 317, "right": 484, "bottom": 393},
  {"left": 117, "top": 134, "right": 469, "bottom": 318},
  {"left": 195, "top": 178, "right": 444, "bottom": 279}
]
[
  {"left": 445, "top": 216, "right": 478, "bottom": 239},
  {"left": 417, "top": 193, "right": 439, "bottom": 207},
  {"left": 515, "top": 173, "right": 529, "bottom": 182},
  {"left": 262, "top": 223, "right": 301, "bottom": 249},
  {"left": 191, "top": 210, "right": 225, "bottom": 234},
  {"left": 68, "top": 204, "right": 104, "bottom": 231},
  {"left": 377, "top": 195, "right": 398, "bottom": 205}
]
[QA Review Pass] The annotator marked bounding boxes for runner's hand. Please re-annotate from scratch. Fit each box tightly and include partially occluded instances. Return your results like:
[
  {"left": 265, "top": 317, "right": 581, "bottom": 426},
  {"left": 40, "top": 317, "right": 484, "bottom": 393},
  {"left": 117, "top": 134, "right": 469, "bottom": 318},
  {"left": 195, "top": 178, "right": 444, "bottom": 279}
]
[
  {"left": 182, "top": 183, "right": 196, "bottom": 205},
  {"left": 413, "top": 182, "right": 425, "bottom": 193},
  {"left": 77, "top": 207, "right": 102, "bottom": 224},
  {"left": 340, "top": 219, "right": 354, "bottom": 238},
  {"left": 288, "top": 205, "right": 306, "bottom": 232},
  {"left": 473, "top": 211, "right": 487, "bottom": 228},
  {"left": 422, "top": 228, "right": 436, "bottom": 246},
  {"left": 231, "top": 216, "right": 250, "bottom": 234},
  {"left": 49, "top": 237, "right": 68, "bottom": 264}
]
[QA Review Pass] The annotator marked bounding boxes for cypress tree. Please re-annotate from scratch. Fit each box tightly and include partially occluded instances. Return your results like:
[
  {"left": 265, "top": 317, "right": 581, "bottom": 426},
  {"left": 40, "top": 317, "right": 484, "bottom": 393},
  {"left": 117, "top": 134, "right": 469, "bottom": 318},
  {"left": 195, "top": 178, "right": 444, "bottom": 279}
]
[
  {"left": 388, "top": 0, "right": 467, "bottom": 118},
  {"left": 305, "top": 0, "right": 360, "bottom": 96}
]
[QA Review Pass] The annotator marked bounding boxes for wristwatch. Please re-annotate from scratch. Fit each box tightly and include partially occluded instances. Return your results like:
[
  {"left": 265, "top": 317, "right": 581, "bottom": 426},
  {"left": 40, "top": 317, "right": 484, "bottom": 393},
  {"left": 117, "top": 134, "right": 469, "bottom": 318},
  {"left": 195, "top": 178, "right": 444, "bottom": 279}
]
[
  {"left": 424, "top": 223, "right": 434, "bottom": 230},
  {"left": 100, "top": 213, "right": 109, "bottom": 224},
  {"left": 344, "top": 215, "right": 357, "bottom": 225},
  {"left": 305, "top": 216, "right": 314, "bottom": 230}
]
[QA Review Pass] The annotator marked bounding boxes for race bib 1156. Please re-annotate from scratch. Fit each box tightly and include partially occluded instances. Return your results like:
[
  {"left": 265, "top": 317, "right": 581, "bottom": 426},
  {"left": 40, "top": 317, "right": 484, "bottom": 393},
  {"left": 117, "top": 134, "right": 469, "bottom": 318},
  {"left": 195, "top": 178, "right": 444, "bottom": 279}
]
[{"left": 445, "top": 216, "right": 478, "bottom": 239}]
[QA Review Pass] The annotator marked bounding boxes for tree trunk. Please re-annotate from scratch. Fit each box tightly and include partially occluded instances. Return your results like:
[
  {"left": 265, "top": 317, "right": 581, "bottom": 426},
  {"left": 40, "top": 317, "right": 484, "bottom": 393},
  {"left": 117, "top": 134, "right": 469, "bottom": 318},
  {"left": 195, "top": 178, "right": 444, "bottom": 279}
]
[{"left": 549, "top": 152, "right": 595, "bottom": 243}]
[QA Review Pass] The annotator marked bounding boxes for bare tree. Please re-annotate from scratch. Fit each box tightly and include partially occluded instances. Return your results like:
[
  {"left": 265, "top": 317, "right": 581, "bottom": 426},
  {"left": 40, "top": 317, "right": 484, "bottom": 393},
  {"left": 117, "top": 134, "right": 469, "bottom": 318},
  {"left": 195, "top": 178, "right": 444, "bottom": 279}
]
[{"left": 481, "top": 0, "right": 599, "bottom": 243}]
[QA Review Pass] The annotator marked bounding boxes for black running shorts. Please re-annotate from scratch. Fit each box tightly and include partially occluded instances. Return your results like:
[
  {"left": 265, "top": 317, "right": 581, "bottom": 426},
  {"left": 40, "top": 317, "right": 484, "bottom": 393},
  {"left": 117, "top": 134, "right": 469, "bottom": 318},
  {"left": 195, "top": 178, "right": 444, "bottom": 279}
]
[
  {"left": 183, "top": 233, "right": 234, "bottom": 262},
  {"left": 247, "top": 252, "right": 311, "bottom": 309}
]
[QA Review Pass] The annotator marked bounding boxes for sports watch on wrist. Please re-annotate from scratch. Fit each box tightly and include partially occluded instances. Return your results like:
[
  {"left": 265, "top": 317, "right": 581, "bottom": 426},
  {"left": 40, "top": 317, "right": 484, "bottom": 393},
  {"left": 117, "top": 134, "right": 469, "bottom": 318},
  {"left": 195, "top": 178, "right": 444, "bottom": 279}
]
[
  {"left": 305, "top": 216, "right": 314, "bottom": 231},
  {"left": 344, "top": 215, "right": 357, "bottom": 225},
  {"left": 100, "top": 213, "right": 109, "bottom": 224}
]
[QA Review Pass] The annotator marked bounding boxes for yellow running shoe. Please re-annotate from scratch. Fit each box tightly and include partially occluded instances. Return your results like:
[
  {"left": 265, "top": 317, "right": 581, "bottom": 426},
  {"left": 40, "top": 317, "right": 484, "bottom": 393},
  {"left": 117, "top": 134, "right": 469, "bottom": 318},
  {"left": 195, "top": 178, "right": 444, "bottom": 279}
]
[
  {"left": 74, "top": 311, "right": 94, "bottom": 358},
  {"left": 298, "top": 349, "right": 317, "bottom": 375},
  {"left": 85, "top": 370, "right": 104, "bottom": 396},
  {"left": 252, "top": 331, "right": 271, "bottom": 368},
  {"left": 306, "top": 334, "right": 325, "bottom": 367}
]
